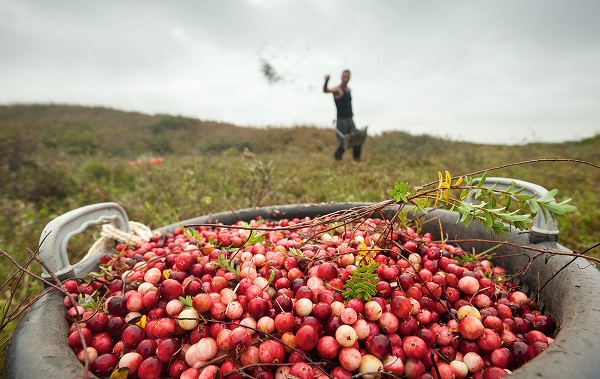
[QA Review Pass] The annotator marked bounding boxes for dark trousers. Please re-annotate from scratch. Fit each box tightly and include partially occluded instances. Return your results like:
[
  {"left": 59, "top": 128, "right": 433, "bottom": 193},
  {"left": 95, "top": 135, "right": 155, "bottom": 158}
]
[{"left": 334, "top": 118, "right": 362, "bottom": 161}]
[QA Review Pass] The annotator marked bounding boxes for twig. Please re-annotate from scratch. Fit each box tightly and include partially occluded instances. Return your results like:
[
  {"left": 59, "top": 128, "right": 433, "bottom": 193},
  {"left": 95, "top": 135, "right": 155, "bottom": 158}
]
[{"left": 441, "top": 239, "right": 600, "bottom": 265}]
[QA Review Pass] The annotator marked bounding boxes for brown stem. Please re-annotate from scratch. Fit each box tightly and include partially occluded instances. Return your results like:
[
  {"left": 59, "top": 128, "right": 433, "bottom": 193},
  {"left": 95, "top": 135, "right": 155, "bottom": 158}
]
[
  {"left": 419, "top": 158, "right": 600, "bottom": 190},
  {"left": 0, "top": 249, "right": 65, "bottom": 292},
  {"left": 442, "top": 238, "right": 600, "bottom": 265}
]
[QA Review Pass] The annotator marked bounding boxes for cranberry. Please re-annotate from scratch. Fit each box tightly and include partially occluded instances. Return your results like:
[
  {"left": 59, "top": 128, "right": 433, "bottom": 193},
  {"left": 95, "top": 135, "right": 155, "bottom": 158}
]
[
  {"left": 258, "top": 340, "right": 285, "bottom": 363},
  {"left": 91, "top": 353, "right": 118, "bottom": 376},
  {"left": 86, "top": 312, "right": 109, "bottom": 333},
  {"left": 156, "top": 337, "right": 181, "bottom": 363},
  {"left": 317, "top": 262, "right": 337, "bottom": 281},
  {"left": 121, "top": 324, "right": 145, "bottom": 346},
  {"left": 137, "top": 356, "right": 163, "bottom": 379},
  {"left": 289, "top": 362, "right": 315, "bottom": 379},
  {"left": 403, "top": 336, "right": 427, "bottom": 360},
  {"left": 509, "top": 341, "right": 534, "bottom": 365},
  {"left": 365, "top": 334, "right": 391, "bottom": 359},
  {"left": 107, "top": 296, "right": 128, "bottom": 317},
  {"left": 160, "top": 278, "right": 184, "bottom": 301},
  {"left": 136, "top": 339, "right": 158, "bottom": 358}
]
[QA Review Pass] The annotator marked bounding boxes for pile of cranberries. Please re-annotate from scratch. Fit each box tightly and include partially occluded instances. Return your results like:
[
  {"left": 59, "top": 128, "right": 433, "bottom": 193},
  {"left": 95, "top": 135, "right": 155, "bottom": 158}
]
[{"left": 62, "top": 216, "right": 556, "bottom": 379}]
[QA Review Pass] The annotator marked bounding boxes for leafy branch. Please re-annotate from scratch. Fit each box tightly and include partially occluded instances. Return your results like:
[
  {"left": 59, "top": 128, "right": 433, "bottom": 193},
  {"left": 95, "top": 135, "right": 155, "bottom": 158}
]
[
  {"left": 342, "top": 263, "right": 380, "bottom": 302},
  {"left": 387, "top": 170, "right": 577, "bottom": 236}
]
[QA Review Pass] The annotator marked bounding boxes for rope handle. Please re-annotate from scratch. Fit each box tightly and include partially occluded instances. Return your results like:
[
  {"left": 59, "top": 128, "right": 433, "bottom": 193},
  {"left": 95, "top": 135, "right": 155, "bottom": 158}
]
[{"left": 84, "top": 221, "right": 154, "bottom": 259}]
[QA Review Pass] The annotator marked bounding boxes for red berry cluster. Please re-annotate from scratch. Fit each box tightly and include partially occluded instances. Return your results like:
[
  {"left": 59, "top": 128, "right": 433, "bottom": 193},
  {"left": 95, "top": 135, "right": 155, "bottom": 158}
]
[{"left": 63, "top": 217, "right": 556, "bottom": 379}]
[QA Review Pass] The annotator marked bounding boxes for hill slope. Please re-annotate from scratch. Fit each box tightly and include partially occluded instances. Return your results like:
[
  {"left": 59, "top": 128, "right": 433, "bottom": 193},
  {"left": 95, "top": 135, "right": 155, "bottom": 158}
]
[
  {"left": 1, "top": 104, "right": 341, "bottom": 157},
  {"left": 2, "top": 103, "right": 598, "bottom": 160}
]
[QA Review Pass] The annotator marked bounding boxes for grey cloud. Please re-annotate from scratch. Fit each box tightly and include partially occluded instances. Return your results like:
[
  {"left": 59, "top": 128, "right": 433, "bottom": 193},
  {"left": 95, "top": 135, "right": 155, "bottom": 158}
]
[{"left": 1, "top": 0, "right": 599, "bottom": 144}]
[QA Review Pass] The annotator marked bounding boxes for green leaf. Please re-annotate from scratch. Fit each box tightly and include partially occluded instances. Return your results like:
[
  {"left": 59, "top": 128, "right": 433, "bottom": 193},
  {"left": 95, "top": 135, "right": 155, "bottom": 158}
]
[
  {"left": 514, "top": 219, "right": 529, "bottom": 230},
  {"left": 506, "top": 181, "right": 516, "bottom": 193},
  {"left": 505, "top": 196, "right": 512, "bottom": 210},
  {"left": 537, "top": 188, "right": 559, "bottom": 203},
  {"left": 207, "top": 236, "right": 220, "bottom": 247},
  {"left": 483, "top": 211, "right": 494, "bottom": 230},
  {"left": 387, "top": 181, "right": 409, "bottom": 203},
  {"left": 244, "top": 231, "right": 266, "bottom": 247},
  {"left": 479, "top": 172, "right": 488, "bottom": 185},
  {"left": 78, "top": 291, "right": 100, "bottom": 310},
  {"left": 267, "top": 269, "right": 276, "bottom": 286},
  {"left": 528, "top": 199, "right": 540, "bottom": 215},
  {"left": 183, "top": 227, "right": 202, "bottom": 241},
  {"left": 179, "top": 295, "right": 193, "bottom": 308},
  {"left": 490, "top": 195, "right": 497, "bottom": 208},
  {"left": 412, "top": 198, "right": 429, "bottom": 215},
  {"left": 560, "top": 204, "right": 577, "bottom": 213},
  {"left": 288, "top": 247, "right": 309, "bottom": 260},
  {"left": 515, "top": 193, "right": 534, "bottom": 201},
  {"left": 543, "top": 203, "right": 567, "bottom": 215},
  {"left": 214, "top": 253, "right": 240, "bottom": 278}
]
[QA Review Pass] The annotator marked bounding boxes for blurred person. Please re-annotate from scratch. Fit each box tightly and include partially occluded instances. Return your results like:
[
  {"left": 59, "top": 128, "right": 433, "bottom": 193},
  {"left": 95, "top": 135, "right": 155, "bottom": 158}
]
[{"left": 323, "top": 69, "right": 362, "bottom": 161}]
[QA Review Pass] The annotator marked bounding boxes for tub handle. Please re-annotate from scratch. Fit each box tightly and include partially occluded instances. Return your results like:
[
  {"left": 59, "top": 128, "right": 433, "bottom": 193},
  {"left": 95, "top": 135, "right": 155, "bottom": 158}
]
[
  {"left": 38, "top": 202, "right": 130, "bottom": 282},
  {"left": 464, "top": 177, "right": 559, "bottom": 243}
]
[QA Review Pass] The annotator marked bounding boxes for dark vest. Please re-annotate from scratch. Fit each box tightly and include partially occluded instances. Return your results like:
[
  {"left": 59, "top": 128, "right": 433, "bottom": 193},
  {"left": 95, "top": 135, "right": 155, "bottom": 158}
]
[{"left": 334, "top": 88, "right": 353, "bottom": 118}]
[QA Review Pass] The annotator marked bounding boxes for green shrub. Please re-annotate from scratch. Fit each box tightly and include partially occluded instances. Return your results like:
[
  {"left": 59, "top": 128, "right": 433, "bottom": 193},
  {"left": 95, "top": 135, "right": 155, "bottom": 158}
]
[{"left": 150, "top": 115, "right": 191, "bottom": 134}]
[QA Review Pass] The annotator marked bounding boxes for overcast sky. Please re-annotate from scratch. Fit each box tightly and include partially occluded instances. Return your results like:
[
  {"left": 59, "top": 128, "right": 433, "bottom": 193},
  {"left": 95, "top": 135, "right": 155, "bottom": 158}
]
[{"left": 1, "top": 1, "right": 599, "bottom": 145}]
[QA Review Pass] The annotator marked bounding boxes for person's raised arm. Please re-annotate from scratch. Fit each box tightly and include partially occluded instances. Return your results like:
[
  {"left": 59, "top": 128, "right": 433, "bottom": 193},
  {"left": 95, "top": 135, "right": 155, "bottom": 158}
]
[
  {"left": 323, "top": 75, "right": 331, "bottom": 93},
  {"left": 323, "top": 75, "right": 343, "bottom": 97}
]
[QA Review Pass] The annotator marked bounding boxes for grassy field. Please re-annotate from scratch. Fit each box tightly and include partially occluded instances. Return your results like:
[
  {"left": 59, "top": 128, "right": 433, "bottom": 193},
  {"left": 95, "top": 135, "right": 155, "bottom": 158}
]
[{"left": 1, "top": 104, "right": 599, "bottom": 376}]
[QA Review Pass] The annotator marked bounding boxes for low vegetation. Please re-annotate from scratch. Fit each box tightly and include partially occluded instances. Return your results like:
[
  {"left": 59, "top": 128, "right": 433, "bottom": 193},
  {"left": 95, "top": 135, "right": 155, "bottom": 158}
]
[{"left": 0, "top": 104, "right": 598, "bottom": 376}]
